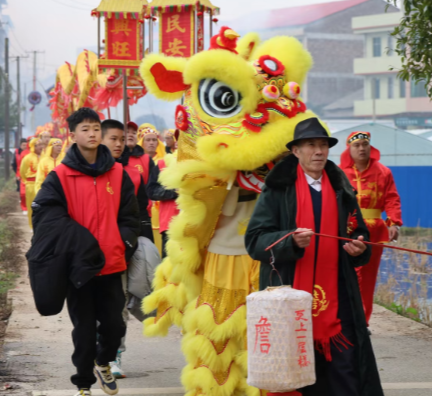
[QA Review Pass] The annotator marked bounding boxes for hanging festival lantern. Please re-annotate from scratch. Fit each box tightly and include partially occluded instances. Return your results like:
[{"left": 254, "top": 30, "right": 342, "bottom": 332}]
[
  {"left": 247, "top": 287, "right": 316, "bottom": 392},
  {"left": 28, "top": 91, "right": 42, "bottom": 111},
  {"left": 148, "top": 0, "right": 219, "bottom": 57},
  {"left": 93, "top": 0, "right": 148, "bottom": 76}
]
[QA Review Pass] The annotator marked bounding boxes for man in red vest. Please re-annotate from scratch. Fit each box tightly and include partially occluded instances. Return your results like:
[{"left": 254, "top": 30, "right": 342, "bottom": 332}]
[
  {"left": 32, "top": 108, "right": 140, "bottom": 396},
  {"left": 340, "top": 131, "right": 402, "bottom": 327},
  {"left": 126, "top": 121, "right": 153, "bottom": 186}
]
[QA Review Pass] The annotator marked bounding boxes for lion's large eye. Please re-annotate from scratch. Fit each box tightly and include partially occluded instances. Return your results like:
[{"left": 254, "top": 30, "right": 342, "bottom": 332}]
[{"left": 199, "top": 79, "right": 242, "bottom": 118}]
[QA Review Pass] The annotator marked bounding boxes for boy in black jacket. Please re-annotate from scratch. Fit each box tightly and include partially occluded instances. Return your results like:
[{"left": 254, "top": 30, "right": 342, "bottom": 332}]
[
  {"left": 101, "top": 119, "right": 153, "bottom": 240},
  {"left": 31, "top": 108, "right": 139, "bottom": 396},
  {"left": 100, "top": 119, "right": 153, "bottom": 378}
]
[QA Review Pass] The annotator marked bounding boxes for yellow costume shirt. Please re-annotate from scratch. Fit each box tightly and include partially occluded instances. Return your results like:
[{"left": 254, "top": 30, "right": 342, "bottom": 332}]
[{"left": 20, "top": 140, "right": 41, "bottom": 228}]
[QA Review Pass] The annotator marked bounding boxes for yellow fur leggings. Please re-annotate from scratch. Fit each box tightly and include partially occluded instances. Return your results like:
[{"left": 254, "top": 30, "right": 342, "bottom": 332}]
[{"left": 181, "top": 252, "right": 261, "bottom": 396}]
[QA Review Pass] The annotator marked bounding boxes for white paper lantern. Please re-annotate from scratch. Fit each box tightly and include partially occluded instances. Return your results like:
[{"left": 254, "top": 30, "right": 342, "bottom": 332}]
[{"left": 247, "top": 286, "right": 316, "bottom": 392}]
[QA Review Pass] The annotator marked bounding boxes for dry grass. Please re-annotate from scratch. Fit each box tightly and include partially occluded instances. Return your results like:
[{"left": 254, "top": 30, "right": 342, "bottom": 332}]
[
  {"left": 375, "top": 229, "right": 432, "bottom": 326},
  {"left": 0, "top": 180, "right": 22, "bottom": 322}
]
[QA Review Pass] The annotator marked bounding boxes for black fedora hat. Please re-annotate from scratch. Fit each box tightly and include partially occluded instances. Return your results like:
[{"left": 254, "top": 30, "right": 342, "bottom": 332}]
[{"left": 287, "top": 117, "right": 338, "bottom": 150}]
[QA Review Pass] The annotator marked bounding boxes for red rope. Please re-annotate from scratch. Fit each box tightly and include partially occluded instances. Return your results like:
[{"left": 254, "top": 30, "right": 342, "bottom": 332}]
[{"left": 265, "top": 231, "right": 432, "bottom": 257}]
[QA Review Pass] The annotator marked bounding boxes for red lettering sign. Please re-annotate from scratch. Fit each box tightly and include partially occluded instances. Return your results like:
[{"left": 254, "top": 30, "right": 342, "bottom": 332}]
[
  {"left": 197, "top": 13, "right": 204, "bottom": 52},
  {"left": 99, "top": 17, "right": 143, "bottom": 71},
  {"left": 160, "top": 10, "right": 194, "bottom": 57}
]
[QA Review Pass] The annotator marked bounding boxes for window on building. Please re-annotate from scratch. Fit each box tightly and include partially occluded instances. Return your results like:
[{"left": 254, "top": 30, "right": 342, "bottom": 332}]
[
  {"left": 373, "top": 37, "right": 382, "bottom": 57},
  {"left": 400, "top": 78, "right": 406, "bottom": 98},
  {"left": 387, "top": 35, "right": 394, "bottom": 56},
  {"left": 372, "top": 78, "right": 380, "bottom": 99},
  {"left": 411, "top": 80, "right": 429, "bottom": 98},
  {"left": 388, "top": 77, "right": 394, "bottom": 99}
]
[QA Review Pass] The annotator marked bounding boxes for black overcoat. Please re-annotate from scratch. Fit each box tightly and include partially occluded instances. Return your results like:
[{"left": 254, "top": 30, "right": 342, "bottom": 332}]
[{"left": 245, "top": 154, "right": 384, "bottom": 396}]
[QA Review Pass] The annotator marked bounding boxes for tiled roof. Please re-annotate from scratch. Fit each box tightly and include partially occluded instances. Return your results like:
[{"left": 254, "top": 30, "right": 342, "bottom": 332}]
[
  {"left": 148, "top": 0, "right": 218, "bottom": 11},
  {"left": 96, "top": 0, "right": 148, "bottom": 13},
  {"left": 237, "top": 0, "right": 370, "bottom": 30}
]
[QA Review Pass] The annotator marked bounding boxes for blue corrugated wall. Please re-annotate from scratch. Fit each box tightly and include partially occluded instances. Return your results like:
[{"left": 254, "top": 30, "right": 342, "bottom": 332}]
[{"left": 388, "top": 166, "right": 432, "bottom": 228}]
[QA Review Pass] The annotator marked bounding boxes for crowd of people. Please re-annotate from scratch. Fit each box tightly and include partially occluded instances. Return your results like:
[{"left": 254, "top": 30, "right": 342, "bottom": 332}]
[{"left": 13, "top": 106, "right": 402, "bottom": 396}]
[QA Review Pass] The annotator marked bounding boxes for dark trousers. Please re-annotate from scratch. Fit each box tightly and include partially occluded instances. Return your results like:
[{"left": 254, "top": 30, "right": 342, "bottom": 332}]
[
  {"left": 161, "top": 231, "right": 168, "bottom": 259},
  {"left": 67, "top": 273, "right": 126, "bottom": 389},
  {"left": 300, "top": 279, "right": 360, "bottom": 396},
  {"left": 299, "top": 325, "right": 359, "bottom": 396}
]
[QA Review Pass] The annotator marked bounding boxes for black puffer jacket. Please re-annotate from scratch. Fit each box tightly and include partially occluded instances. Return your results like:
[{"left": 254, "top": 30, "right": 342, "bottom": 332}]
[{"left": 27, "top": 144, "right": 139, "bottom": 316}]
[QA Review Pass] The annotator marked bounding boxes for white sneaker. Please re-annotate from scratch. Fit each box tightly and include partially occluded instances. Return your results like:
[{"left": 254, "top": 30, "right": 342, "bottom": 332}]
[
  {"left": 110, "top": 352, "right": 126, "bottom": 378},
  {"left": 22, "top": 211, "right": 28, "bottom": 215},
  {"left": 74, "top": 390, "right": 91, "bottom": 396},
  {"left": 94, "top": 362, "right": 119, "bottom": 395}
]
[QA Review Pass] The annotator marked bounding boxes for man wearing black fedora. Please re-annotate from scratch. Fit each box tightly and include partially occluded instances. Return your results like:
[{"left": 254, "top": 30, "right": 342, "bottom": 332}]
[{"left": 245, "top": 118, "right": 384, "bottom": 396}]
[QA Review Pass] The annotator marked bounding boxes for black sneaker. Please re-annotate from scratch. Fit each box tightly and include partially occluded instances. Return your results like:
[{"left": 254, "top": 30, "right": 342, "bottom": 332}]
[{"left": 94, "top": 362, "right": 119, "bottom": 395}]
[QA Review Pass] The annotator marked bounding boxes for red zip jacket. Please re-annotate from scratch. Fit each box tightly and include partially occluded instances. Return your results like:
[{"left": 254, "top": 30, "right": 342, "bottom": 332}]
[
  {"left": 56, "top": 162, "right": 126, "bottom": 275},
  {"left": 117, "top": 149, "right": 153, "bottom": 241},
  {"left": 49, "top": 144, "right": 140, "bottom": 275},
  {"left": 13, "top": 149, "right": 22, "bottom": 177},
  {"left": 128, "top": 145, "right": 153, "bottom": 184},
  {"left": 124, "top": 163, "right": 141, "bottom": 195}
]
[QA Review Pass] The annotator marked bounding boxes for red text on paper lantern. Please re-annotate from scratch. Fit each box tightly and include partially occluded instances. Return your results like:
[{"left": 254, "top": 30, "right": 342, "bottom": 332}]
[
  {"left": 254, "top": 316, "right": 272, "bottom": 354},
  {"left": 295, "top": 310, "right": 311, "bottom": 368}
]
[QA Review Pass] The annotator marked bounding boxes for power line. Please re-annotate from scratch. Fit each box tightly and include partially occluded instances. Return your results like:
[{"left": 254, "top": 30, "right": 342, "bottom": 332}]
[
  {"left": 70, "top": 0, "right": 95, "bottom": 7},
  {"left": 8, "top": 28, "right": 27, "bottom": 53},
  {"left": 9, "top": 42, "right": 24, "bottom": 57},
  {"left": 18, "top": 57, "right": 59, "bottom": 69},
  {"left": 49, "top": 0, "right": 91, "bottom": 10}
]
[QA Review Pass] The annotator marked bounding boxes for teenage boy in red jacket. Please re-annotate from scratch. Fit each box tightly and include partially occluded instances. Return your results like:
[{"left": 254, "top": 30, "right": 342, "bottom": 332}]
[
  {"left": 32, "top": 108, "right": 140, "bottom": 396},
  {"left": 101, "top": 119, "right": 153, "bottom": 241},
  {"left": 100, "top": 119, "right": 153, "bottom": 378}
]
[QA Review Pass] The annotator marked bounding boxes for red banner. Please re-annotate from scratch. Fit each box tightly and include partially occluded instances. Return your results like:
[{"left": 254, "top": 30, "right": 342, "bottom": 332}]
[
  {"left": 99, "top": 17, "right": 143, "bottom": 71},
  {"left": 160, "top": 10, "right": 194, "bottom": 58},
  {"left": 197, "top": 13, "right": 204, "bottom": 52}
]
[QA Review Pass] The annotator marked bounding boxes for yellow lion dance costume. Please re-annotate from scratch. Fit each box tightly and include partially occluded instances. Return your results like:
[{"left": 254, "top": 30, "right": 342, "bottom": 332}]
[{"left": 140, "top": 27, "right": 328, "bottom": 396}]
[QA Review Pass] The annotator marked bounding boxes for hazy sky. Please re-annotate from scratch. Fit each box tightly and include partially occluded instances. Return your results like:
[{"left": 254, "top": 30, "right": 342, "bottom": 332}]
[{"left": 4, "top": 0, "right": 349, "bottom": 85}]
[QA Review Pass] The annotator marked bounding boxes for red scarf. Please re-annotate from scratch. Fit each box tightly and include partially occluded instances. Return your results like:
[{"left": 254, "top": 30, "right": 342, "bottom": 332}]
[{"left": 294, "top": 165, "right": 351, "bottom": 361}]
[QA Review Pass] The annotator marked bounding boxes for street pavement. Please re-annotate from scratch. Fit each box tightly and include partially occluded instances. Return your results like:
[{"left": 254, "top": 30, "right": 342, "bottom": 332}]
[{"left": 1, "top": 213, "right": 432, "bottom": 396}]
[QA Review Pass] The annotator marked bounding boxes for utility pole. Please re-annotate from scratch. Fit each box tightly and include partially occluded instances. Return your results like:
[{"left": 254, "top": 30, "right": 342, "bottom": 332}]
[
  {"left": 4, "top": 37, "right": 10, "bottom": 181},
  {"left": 16, "top": 56, "right": 21, "bottom": 146},
  {"left": 12, "top": 56, "right": 28, "bottom": 147},
  {"left": 26, "top": 50, "right": 44, "bottom": 133},
  {"left": 31, "top": 51, "right": 36, "bottom": 133},
  {"left": 23, "top": 82, "right": 27, "bottom": 132},
  {"left": 372, "top": 78, "right": 376, "bottom": 123}
]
